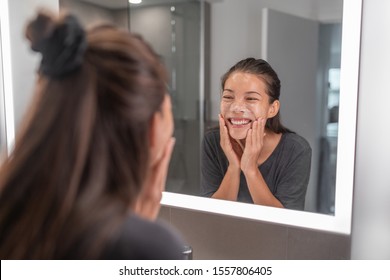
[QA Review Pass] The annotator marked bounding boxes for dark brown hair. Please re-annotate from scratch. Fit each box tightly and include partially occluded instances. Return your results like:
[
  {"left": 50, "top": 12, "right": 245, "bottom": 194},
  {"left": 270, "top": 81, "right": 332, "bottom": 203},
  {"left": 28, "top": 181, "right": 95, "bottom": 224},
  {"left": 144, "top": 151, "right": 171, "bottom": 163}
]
[
  {"left": 221, "top": 58, "right": 292, "bottom": 133},
  {"left": 0, "top": 11, "right": 167, "bottom": 259}
]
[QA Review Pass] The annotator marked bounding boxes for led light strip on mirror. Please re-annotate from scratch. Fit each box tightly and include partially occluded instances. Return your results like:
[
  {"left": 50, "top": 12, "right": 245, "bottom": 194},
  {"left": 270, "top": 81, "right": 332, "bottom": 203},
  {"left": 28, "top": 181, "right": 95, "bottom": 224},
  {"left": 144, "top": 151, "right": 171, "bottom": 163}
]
[{"left": 0, "top": 0, "right": 16, "bottom": 154}]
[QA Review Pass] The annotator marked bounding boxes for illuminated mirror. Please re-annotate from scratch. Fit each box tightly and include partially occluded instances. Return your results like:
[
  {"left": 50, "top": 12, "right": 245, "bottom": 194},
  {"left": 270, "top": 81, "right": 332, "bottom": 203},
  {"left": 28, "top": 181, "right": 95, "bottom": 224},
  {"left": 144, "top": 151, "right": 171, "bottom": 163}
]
[{"left": 4, "top": 0, "right": 359, "bottom": 234}]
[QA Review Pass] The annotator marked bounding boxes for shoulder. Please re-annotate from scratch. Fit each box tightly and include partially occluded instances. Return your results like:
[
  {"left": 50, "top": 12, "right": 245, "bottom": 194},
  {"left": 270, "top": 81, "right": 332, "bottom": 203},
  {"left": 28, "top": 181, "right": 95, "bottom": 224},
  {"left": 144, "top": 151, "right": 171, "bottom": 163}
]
[
  {"left": 103, "top": 214, "right": 185, "bottom": 260},
  {"left": 202, "top": 126, "right": 220, "bottom": 149},
  {"left": 204, "top": 126, "right": 220, "bottom": 140},
  {"left": 282, "top": 132, "right": 312, "bottom": 154}
]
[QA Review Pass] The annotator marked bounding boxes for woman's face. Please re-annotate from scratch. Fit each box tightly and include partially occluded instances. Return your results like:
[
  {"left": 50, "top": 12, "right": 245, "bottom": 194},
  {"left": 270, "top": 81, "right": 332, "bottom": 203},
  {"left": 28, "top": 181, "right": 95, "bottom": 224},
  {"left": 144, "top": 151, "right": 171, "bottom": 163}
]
[{"left": 220, "top": 71, "right": 278, "bottom": 140}]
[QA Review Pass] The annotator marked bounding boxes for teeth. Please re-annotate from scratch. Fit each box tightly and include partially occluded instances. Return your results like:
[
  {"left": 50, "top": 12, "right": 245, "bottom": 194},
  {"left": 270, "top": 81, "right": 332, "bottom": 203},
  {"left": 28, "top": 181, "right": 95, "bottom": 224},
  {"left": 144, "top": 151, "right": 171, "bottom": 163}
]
[{"left": 231, "top": 119, "right": 250, "bottom": 125}]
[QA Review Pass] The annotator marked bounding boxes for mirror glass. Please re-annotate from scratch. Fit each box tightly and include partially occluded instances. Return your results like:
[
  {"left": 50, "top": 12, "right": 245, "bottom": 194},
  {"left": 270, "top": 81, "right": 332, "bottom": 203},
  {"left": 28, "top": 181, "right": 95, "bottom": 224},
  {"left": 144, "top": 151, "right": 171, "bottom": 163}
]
[
  {"left": 124, "top": 0, "right": 344, "bottom": 215},
  {"left": 54, "top": 0, "right": 361, "bottom": 233}
]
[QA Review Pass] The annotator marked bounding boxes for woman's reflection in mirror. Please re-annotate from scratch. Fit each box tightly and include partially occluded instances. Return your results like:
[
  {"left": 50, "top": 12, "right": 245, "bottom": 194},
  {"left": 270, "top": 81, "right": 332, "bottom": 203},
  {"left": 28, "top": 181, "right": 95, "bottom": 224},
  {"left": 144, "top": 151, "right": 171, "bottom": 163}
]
[{"left": 201, "top": 58, "right": 311, "bottom": 210}]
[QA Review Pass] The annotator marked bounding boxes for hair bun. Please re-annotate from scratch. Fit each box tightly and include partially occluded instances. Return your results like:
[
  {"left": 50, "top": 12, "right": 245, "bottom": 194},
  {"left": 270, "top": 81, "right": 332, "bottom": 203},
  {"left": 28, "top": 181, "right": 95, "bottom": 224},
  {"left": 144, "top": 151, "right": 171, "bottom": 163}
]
[{"left": 26, "top": 10, "right": 87, "bottom": 78}]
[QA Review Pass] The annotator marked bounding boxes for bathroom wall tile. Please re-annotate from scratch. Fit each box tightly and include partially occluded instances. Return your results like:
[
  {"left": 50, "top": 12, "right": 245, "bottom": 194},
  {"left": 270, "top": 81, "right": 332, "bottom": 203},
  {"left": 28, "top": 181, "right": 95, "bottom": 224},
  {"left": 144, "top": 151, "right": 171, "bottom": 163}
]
[
  {"left": 158, "top": 205, "right": 171, "bottom": 223},
  {"left": 287, "top": 227, "right": 350, "bottom": 259},
  {"left": 159, "top": 206, "right": 351, "bottom": 259},
  {"left": 168, "top": 207, "right": 288, "bottom": 260}
]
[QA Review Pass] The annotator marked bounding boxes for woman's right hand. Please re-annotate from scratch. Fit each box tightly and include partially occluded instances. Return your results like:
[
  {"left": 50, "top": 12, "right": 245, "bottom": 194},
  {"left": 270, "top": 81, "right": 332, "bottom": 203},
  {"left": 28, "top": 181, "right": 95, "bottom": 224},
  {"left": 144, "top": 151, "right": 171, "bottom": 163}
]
[
  {"left": 219, "top": 114, "right": 242, "bottom": 169},
  {"left": 134, "top": 137, "right": 176, "bottom": 221}
]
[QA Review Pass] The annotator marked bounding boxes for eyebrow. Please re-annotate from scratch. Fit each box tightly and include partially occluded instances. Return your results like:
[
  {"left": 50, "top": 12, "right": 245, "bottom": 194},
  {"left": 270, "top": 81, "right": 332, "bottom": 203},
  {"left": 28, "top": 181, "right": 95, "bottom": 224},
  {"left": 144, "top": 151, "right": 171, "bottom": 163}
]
[{"left": 223, "top": 88, "right": 262, "bottom": 96}]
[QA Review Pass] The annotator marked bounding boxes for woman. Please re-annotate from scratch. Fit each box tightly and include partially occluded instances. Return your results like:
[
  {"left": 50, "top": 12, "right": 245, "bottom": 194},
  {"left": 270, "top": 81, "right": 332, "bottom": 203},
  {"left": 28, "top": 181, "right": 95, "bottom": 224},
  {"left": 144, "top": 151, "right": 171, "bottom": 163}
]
[
  {"left": 0, "top": 10, "right": 184, "bottom": 259},
  {"left": 201, "top": 58, "right": 311, "bottom": 210}
]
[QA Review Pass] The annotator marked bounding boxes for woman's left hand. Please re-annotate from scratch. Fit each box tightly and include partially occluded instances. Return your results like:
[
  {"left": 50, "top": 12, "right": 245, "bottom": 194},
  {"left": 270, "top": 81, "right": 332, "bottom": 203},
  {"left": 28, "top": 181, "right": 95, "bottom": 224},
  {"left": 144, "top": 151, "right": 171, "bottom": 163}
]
[{"left": 240, "top": 118, "right": 266, "bottom": 174}]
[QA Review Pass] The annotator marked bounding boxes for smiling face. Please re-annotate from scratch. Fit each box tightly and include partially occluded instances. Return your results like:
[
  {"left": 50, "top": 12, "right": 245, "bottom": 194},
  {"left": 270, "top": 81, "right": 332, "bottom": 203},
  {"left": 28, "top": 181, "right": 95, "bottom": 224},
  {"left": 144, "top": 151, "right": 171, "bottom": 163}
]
[{"left": 220, "top": 71, "right": 279, "bottom": 140}]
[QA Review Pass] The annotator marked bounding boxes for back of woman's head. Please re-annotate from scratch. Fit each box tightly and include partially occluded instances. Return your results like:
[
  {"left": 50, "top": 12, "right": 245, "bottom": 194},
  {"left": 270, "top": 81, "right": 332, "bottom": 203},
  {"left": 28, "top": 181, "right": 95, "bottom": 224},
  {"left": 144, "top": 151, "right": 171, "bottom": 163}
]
[
  {"left": 0, "top": 10, "right": 167, "bottom": 259},
  {"left": 221, "top": 58, "right": 292, "bottom": 133}
]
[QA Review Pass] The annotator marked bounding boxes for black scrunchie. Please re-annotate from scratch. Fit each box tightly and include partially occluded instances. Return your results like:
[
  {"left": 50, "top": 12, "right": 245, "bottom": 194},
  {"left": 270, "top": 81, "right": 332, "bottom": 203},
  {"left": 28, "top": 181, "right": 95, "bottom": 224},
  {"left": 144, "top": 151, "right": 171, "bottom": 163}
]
[{"left": 35, "top": 15, "right": 87, "bottom": 78}]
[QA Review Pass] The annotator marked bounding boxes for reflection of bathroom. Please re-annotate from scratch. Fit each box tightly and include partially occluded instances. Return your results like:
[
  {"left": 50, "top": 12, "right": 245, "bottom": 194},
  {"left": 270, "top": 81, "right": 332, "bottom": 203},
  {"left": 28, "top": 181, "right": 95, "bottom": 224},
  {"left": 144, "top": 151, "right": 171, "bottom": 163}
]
[
  {"left": 128, "top": 1, "right": 204, "bottom": 196},
  {"left": 260, "top": 7, "right": 342, "bottom": 214},
  {"left": 317, "top": 23, "right": 342, "bottom": 215}
]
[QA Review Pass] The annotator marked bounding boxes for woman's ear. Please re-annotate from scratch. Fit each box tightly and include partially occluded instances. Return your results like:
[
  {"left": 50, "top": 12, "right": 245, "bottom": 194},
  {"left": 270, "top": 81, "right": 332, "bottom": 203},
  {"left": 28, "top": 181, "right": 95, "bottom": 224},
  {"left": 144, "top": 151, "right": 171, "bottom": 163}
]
[{"left": 267, "top": 100, "right": 280, "bottom": 118}]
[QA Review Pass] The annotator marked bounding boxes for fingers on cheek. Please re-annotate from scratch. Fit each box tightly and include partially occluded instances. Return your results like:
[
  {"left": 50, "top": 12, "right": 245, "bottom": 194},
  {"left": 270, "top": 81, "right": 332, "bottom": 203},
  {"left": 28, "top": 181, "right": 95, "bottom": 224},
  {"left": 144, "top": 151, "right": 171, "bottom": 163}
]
[
  {"left": 247, "top": 129, "right": 252, "bottom": 146},
  {"left": 253, "top": 122, "right": 258, "bottom": 136},
  {"left": 224, "top": 127, "right": 229, "bottom": 139}
]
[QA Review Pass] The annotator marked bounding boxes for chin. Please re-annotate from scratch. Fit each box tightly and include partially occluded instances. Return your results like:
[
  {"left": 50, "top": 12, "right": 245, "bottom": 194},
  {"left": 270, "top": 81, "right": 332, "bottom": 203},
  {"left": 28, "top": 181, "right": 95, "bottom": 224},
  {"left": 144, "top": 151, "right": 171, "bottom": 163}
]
[{"left": 228, "top": 128, "right": 249, "bottom": 140}]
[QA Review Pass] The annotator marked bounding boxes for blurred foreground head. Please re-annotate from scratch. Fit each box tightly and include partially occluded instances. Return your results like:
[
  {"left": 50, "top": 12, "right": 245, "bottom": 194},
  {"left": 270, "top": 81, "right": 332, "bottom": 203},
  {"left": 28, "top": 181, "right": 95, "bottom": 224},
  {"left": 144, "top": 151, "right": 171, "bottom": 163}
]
[{"left": 0, "top": 9, "right": 174, "bottom": 259}]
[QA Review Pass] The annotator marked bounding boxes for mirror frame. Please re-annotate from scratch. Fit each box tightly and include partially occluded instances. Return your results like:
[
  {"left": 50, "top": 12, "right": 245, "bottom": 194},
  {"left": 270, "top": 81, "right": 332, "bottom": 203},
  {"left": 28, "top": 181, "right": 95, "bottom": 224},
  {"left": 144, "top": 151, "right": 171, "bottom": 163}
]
[{"left": 161, "top": 0, "right": 362, "bottom": 235}]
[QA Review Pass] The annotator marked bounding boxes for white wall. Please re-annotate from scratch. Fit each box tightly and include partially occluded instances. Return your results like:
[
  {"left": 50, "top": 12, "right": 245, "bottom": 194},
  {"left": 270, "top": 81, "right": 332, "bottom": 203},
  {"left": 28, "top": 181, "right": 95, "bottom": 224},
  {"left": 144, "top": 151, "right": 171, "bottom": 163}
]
[{"left": 351, "top": 0, "right": 390, "bottom": 259}]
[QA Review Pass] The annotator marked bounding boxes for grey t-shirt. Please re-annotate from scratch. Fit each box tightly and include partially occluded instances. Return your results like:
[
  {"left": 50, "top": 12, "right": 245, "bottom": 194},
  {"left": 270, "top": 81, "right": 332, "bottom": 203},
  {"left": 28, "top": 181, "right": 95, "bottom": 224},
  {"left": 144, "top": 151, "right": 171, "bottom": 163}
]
[
  {"left": 102, "top": 214, "right": 185, "bottom": 260},
  {"left": 201, "top": 128, "right": 312, "bottom": 210}
]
